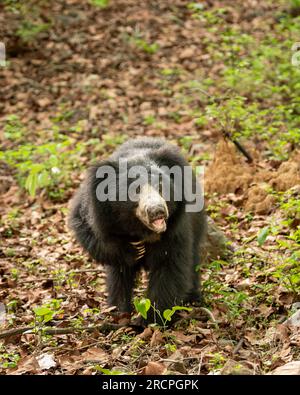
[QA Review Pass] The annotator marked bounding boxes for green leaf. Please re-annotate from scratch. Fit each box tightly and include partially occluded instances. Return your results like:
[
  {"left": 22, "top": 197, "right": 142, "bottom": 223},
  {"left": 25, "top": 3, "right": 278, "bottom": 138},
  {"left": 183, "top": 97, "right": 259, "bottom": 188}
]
[
  {"left": 90, "top": 0, "right": 109, "bottom": 8},
  {"left": 95, "top": 366, "right": 125, "bottom": 375},
  {"left": 33, "top": 307, "right": 53, "bottom": 316},
  {"left": 134, "top": 298, "right": 151, "bottom": 319},
  {"left": 257, "top": 226, "right": 270, "bottom": 246},
  {"left": 34, "top": 307, "right": 55, "bottom": 323},
  {"left": 38, "top": 170, "right": 50, "bottom": 187},
  {"left": 163, "top": 306, "right": 192, "bottom": 321},
  {"left": 162, "top": 309, "right": 174, "bottom": 321},
  {"left": 25, "top": 172, "right": 38, "bottom": 197}
]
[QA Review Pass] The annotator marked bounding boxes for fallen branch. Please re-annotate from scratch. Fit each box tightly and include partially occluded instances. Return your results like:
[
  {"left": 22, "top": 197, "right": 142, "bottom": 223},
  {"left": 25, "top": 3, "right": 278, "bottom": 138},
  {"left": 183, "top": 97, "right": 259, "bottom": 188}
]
[
  {"left": 0, "top": 322, "right": 125, "bottom": 339},
  {"left": 19, "top": 268, "right": 104, "bottom": 284},
  {"left": 0, "top": 326, "right": 33, "bottom": 338}
]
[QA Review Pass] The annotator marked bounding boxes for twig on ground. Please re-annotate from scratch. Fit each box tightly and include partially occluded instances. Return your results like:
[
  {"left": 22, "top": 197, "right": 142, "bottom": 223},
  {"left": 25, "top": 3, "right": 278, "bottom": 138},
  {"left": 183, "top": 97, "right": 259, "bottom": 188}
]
[
  {"left": 19, "top": 268, "right": 104, "bottom": 284},
  {"left": 198, "top": 307, "right": 219, "bottom": 330},
  {"left": 0, "top": 322, "right": 126, "bottom": 339},
  {"left": 197, "top": 353, "right": 204, "bottom": 375},
  {"left": 232, "top": 338, "right": 244, "bottom": 355}
]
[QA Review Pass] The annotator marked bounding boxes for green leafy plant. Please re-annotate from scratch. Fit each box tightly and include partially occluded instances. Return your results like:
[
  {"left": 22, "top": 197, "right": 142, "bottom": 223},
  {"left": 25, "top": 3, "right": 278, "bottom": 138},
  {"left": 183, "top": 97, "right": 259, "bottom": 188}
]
[
  {"left": 187, "top": 2, "right": 205, "bottom": 12},
  {"left": 130, "top": 36, "right": 159, "bottom": 54},
  {"left": 209, "top": 352, "right": 226, "bottom": 370},
  {"left": 3, "top": 115, "right": 26, "bottom": 141},
  {"left": 1, "top": 139, "right": 82, "bottom": 198},
  {"left": 4, "top": 0, "right": 50, "bottom": 42},
  {"left": 203, "top": 261, "right": 249, "bottom": 322},
  {"left": 143, "top": 114, "right": 156, "bottom": 125},
  {"left": 164, "top": 343, "right": 177, "bottom": 353},
  {"left": 179, "top": 136, "right": 193, "bottom": 152},
  {"left": 33, "top": 299, "right": 63, "bottom": 325},
  {"left": 0, "top": 118, "right": 84, "bottom": 199},
  {"left": 134, "top": 297, "right": 192, "bottom": 328},
  {"left": 17, "top": 21, "right": 49, "bottom": 42},
  {"left": 10, "top": 268, "right": 19, "bottom": 280},
  {"left": 160, "top": 68, "right": 181, "bottom": 77},
  {"left": 0, "top": 345, "right": 20, "bottom": 369},
  {"left": 280, "top": 196, "right": 300, "bottom": 221},
  {"left": 272, "top": 251, "right": 300, "bottom": 295},
  {"left": 6, "top": 299, "right": 19, "bottom": 313}
]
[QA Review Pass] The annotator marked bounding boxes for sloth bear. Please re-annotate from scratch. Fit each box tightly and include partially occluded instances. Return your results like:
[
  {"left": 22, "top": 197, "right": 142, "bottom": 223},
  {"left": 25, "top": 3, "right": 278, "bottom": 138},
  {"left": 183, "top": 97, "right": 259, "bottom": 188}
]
[{"left": 69, "top": 137, "right": 207, "bottom": 324}]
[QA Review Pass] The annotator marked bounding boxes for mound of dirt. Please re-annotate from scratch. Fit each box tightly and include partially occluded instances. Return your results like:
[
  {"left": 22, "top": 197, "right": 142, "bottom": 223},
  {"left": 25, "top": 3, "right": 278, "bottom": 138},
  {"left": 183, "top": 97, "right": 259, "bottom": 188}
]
[
  {"left": 205, "top": 140, "right": 300, "bottom": 214},
  {"left": 268, "top": 154, "right": 300, "bottom": 191},
  {"left": 244, "top": 184, "right": 276, "bottom": 215},
  {"left": 205, "top": 139, "right": 253, "bottom": 195}
]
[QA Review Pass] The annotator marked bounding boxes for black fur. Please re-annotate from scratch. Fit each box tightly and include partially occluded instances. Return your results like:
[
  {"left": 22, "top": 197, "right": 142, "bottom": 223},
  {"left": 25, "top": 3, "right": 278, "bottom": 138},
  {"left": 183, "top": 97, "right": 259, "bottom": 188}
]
[{"left": 69, "top": 138, "right": 207, "bottom": 324}]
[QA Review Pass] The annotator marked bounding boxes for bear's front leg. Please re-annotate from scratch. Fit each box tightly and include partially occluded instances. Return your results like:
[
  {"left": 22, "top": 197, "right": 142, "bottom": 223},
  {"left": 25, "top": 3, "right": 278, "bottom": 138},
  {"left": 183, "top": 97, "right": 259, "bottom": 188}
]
[
  {"left": 146, "top": 244, "right": 194, "bottom": 325},
  {"left": 106, "top": 265, "right": 137, "bottom": 313}
]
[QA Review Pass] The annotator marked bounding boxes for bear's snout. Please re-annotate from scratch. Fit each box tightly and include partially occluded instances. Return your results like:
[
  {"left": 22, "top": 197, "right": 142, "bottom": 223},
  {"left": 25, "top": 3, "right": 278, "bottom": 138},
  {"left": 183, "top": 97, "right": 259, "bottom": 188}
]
[
  {"left": 136, "top": 184, "right": 169, "bottom": 233},
  {"left": 147, "top": 204, "right": 167, "bottom": 221}
]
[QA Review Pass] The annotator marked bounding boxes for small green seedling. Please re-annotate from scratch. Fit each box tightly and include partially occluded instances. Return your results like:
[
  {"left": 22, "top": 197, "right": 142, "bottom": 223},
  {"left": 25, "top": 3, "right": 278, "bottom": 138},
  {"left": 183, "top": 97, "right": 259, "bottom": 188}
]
[{"left": 134, "top": 297, "right": 192, "bottom": 327}]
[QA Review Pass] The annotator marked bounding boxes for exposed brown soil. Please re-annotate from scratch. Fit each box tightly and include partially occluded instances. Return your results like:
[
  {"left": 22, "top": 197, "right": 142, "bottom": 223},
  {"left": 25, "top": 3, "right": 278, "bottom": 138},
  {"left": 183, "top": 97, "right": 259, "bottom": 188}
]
[{"left": 206, "top": 140, "right": 300, "bottom": 214}]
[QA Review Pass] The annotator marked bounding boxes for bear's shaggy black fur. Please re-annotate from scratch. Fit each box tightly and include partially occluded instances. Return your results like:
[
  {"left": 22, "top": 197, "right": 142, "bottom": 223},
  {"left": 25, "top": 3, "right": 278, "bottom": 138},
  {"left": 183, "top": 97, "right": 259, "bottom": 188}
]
[{"left": 69, "top": 138, "right": 207, "bottom": 323}]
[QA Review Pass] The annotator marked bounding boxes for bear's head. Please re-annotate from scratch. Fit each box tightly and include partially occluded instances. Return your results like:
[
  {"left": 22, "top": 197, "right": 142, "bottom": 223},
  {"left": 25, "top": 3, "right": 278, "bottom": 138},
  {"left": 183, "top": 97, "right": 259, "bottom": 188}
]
[{"left": 89, "top": 155, "right": 182, "bottom": 240}]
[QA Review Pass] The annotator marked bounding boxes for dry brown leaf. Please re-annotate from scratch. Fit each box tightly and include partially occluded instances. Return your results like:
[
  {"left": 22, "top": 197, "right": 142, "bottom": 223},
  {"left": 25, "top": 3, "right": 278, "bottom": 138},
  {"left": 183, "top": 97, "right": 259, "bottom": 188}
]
[
  {"left": 12, "top": 355, "right": 39, "bottom": 374},
  {"left": 81, "top": 347, "right": 109, "bottom": 363},
  {"left": 142, "top": 361, "right": 166, "bottom": 375},
  {"left": 270, "top": 361, "right": 300, "bottom": 375},
  {"left": 138, "top": 327, "right": 153, "bottom": 340},
  {"left": 150, "top": 330, "right": 164, "bottom": 347}
]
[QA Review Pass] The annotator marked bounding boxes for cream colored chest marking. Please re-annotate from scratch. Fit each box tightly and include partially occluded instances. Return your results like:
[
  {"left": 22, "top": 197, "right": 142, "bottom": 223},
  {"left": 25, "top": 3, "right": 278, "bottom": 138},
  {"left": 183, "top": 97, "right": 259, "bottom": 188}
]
[{"left": 130, "top": 240, "right": 146, "bottom": 261}]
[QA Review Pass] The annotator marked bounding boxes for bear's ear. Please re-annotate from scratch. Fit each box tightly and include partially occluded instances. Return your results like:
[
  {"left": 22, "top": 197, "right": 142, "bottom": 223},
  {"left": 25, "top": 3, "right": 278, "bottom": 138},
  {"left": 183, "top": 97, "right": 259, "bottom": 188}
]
[
  {"left": 150, "top": 145, "right": 188, "bottom": 169},
  {"left": 89, "top": 159, "right": 117, "bottom": 179},
  {"left": 87, "top": 159, "right": 118, "bottom": 196}
]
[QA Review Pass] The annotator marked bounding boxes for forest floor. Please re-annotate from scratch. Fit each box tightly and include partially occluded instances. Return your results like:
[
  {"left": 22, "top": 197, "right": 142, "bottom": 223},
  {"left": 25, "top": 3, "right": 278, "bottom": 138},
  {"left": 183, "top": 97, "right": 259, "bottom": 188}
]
[{"left": 0, "top": 0, "right": 300, "bottom": 375}]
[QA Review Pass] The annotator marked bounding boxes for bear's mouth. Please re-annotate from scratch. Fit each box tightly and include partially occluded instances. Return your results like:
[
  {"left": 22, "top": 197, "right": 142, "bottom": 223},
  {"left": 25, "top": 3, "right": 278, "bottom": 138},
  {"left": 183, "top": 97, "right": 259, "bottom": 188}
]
[
  {"left": 136, "top": 211, "right": 168, "bottom": 234},
  {"left": 135, "top": 184, "right": 169, "bottom": 234},
  {"left": 149, "top": 216, "right": 167, "bottom": 233}
]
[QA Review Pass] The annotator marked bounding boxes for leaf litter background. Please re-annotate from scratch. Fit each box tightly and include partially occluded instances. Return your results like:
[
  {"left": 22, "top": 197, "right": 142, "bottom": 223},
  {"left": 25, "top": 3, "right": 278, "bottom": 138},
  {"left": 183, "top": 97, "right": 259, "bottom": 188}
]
[{"left": 0, "top": 0, "right": 300, "bottom": 375}]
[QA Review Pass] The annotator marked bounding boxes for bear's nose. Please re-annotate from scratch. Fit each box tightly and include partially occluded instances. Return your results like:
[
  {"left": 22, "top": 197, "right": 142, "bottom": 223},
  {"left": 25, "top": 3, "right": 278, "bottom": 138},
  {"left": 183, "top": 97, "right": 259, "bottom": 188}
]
[{"left": 147, "top": 204, "right": 167, "bottom": 221}]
